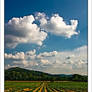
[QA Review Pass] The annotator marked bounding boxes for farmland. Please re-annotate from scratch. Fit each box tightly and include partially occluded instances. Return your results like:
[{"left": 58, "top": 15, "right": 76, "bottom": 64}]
[
  {"left": 5, "top": 81, "right": 88, "bottom": 92},
  {"left": 5, "top": 67, "right": 88, "bottom": 92}
]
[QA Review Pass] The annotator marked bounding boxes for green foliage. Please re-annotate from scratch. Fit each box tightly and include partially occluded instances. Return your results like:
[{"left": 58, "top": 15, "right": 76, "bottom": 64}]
[
  {"left": 48, "top": 81, "right": 88, "bottom": 92},
  {"left": 5, "top": 81, "right": 41, "bottom": 92},
  {"left": 5, "top": 67, "right": 88, "bottom": 81},
  {"left": 5, "top": 81, "right": 88, "bottom": 92}
]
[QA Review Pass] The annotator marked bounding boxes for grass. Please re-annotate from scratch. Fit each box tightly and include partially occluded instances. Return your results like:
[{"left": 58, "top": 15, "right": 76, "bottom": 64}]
[
  {"left": 5, "top": 81, "right": 88, "bottom": 92},
  {"left": 48, "top": 81, "right": 88, "bottom": 92},
  {"left": 5, "top": 81, "right": 41, "bottom": 92}
]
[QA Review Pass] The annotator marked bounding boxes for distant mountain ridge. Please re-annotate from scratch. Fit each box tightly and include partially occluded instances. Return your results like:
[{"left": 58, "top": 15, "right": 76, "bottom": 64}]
[{"left": 5, "top": 67, "right": 88, "bottom": 81}]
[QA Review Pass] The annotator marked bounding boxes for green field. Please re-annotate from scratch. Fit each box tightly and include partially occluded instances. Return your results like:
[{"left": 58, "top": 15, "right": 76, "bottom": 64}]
[{"left": 5, "top": 81, "right": 88, "bottom": 92}]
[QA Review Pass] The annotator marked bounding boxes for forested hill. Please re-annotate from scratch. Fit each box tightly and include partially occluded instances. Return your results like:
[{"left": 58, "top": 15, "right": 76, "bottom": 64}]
[{"left": 5, "top": 67, "right": 88, "bottom": 81}]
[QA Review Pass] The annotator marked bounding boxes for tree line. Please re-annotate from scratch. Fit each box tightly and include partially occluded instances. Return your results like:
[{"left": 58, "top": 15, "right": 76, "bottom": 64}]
[{"left": 5, "top": 67, "right": 88, "bottom": 82}]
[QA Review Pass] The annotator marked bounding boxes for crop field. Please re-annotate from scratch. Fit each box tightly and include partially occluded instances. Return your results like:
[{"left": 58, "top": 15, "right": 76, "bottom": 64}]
[{"left": 5, "top": 81, "right": 88, "bottom": 92}]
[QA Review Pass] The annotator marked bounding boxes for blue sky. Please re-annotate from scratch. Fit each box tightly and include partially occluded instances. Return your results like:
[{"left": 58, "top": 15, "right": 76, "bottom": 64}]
[
  {"left": 5, "top": 0, "right": 88, "bottom": 53},
  {"left": 4, "top": 0, "right": 88, "bottom": 75}
]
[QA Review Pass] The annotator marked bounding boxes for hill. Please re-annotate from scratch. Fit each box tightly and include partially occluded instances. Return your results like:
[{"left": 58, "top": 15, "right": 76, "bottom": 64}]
[{"left": 5, "top": 67, "right": 88, "bottom": 81}]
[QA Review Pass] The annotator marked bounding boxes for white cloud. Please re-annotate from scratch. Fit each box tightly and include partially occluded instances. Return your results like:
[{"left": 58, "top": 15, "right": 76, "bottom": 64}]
[
  {"left": 26, "top": 49, "right": 36, "bottom": 56},
  {"left": 41, "top": 59, "right": 49, "bottom": 64},
  {"left": 4, "top": 52, "right": 25, "bottom": 60},
  {"left": 5, "top": 45, "right": 87, "bottom": 75},
  {"left": 4, "top": 49, "right": 38, "bottom": 68},
  {"left": 35, "top": 12, "right": 47, "bottom": 26},
  {"left": 37, "top": 13, "right": 79, "bottom": 38},
  {"left": 37, "top": 51, "right": 57, "bottom": 58},
  {"left": 5, "top": 15, "right": 47, "bottom": 48},
  {"left": 5, "top": 13, "right": 79, "bottom": 48}
]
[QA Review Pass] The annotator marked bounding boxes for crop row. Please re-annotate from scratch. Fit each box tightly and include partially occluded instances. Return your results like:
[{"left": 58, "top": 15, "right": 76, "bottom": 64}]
[{"left": 5, "top": 81, "right": 88, "bottom": 92}]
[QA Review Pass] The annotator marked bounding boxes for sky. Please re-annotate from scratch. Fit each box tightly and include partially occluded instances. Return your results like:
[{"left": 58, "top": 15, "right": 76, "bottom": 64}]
[{"left": 4, "top": 0, "right": 88, "bottom": 75}]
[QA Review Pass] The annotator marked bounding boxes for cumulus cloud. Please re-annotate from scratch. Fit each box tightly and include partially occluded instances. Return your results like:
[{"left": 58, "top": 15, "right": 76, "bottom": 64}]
[
  {"left": 5, "top": 15, "right": 47, "bottom": 48},
  {"left": 4, "top": 49, "right": 38, "bottom": 68},
  {"left": 36, "top": 13, "right": 79, "bottom": 38},
  {"left": 5, "top": 12, "right": 79, "bottom": 48},
  {"left": 4, "top": 52, "right": 25, "bottom": 60},
  {"left": 35, "top": 12, "right": 47, "bottom": 26},
  {"left": 5, "top": 45, "right": 87, "bottom": 75},
  {"left": 41, "top": 59, "right": 49, "bottom": 64},
  {"left": 37, "top": 51, "right": 57, "bottom": 58}
]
